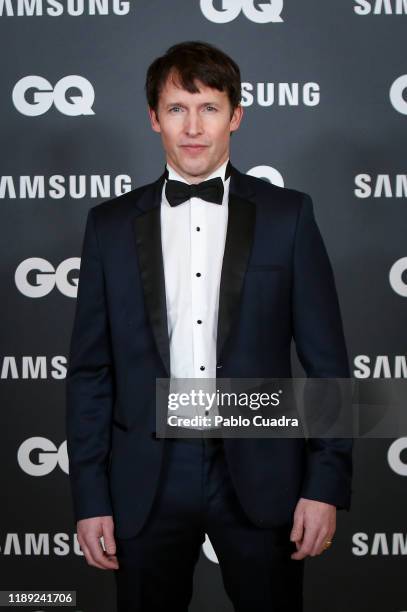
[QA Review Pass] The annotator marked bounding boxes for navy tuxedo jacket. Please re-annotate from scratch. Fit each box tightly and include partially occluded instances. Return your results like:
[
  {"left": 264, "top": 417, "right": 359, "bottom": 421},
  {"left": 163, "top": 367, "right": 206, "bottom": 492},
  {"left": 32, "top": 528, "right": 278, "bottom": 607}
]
[{"left": 65, "top": 162, "right": 353, "bottom": 539}]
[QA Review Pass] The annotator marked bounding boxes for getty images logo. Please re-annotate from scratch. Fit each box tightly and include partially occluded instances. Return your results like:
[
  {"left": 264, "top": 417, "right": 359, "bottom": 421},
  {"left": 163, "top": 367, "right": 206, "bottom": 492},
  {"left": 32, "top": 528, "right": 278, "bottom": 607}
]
[
  {"left": 15, "top": 258, "right": 80, "bottom": 298},
  {"left": 200, "top": 0, "right": 283, "bottom": 23},
  {"left": 12, "top": 76, "right": 95, "bottom": 116}
]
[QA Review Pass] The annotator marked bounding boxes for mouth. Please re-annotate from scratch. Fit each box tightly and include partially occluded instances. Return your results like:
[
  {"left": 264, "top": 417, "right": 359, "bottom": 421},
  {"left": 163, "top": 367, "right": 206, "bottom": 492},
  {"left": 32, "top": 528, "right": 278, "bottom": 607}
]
[{"left": 180, "top": 145, "right": 208, "bottom": 154}]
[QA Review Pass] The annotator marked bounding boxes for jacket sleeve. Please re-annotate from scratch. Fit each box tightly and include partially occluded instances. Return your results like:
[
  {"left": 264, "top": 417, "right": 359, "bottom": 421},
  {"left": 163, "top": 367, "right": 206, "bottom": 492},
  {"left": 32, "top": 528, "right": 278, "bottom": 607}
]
[
  {"left": 292, "top": 193, "right": 353, "bottom": 511},
  {"left": 65, "top": 207, "right": 114, "bottom": 522}
]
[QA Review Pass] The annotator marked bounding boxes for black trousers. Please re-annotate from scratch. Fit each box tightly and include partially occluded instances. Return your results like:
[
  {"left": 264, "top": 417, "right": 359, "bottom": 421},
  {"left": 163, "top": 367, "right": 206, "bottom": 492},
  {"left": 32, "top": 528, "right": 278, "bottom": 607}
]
[{"left": 114, "top": 435, "right": 304, "bottom": 611}]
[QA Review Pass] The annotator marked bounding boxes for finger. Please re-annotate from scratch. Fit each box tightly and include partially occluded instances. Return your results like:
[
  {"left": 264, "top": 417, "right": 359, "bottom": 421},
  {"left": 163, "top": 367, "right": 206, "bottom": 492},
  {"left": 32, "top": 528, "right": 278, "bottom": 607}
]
[
  {"left": 290, "top": 512, "right": 304, "bottom": 545},
  {"left": 105, "top": 554, "right": 119, "bottom": 569},
  {"left": 291, "top": 525, "right": 318, "bottom": 560},
  {"left": 87, "top": 536, "right": 118, "bottom": 569},
  {"left": 102, "top": 551, "right": 119, "bottom": 569},
  {"left": 100, "top": 526, "right": 119, "bottom": 569},
  {"left": 76, "top": 535, "right": 96, "bottom": 566},
  {"left": 101, "top": 523, "right": 117, "bottom": 556},
  {"left": 310, "top": 518, "right": 336, "bottom": 556},
  {"left": 311, "top": 531, "right": 333, "bottom": 556},
  {"left": 77, "top": 530, "right": 108, "bottom": 569},
  {"left": 80, "top": 541, "right": 107, "bottom": 570}
]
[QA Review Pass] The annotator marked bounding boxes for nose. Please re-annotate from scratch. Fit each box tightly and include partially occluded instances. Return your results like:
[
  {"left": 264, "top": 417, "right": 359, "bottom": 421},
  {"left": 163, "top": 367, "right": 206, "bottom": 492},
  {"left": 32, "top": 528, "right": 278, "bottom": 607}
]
[{"left": 184, "top": 111, "right": 203, "bottom": 136}]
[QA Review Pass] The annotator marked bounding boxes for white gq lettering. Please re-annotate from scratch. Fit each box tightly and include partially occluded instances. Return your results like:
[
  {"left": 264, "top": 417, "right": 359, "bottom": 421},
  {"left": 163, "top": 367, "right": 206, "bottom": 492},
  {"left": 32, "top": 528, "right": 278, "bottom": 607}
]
[
  {"left": 12, "top": 75, "right": 95, "bottom": 116},
  {"left": 389, "top": 75, "right": 407, "bottom": 115},
  {"left": 389, "top": 257, "right": 407, "bottom": 297},
  {"left": 15, "top": 257, "right": 80, "bottom": 298},
  {"left": 18, "top": 437, "right": 69, "bottom": 476},
  {"left": 200, "top": 0, "right": 283, "bottom": 23},
  {"left": 387, "top": 437, "right": 407, "bottom": 475},
  {"left": 247, "top": 165, "right": 285, "bottom": 187}
]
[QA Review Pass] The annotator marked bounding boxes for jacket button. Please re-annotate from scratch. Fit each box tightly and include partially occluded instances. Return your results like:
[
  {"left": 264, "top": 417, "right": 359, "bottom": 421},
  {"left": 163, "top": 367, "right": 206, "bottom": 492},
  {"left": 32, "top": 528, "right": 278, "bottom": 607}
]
[{"left": 216, "top": 364, "right": 223, "bottom": 369}]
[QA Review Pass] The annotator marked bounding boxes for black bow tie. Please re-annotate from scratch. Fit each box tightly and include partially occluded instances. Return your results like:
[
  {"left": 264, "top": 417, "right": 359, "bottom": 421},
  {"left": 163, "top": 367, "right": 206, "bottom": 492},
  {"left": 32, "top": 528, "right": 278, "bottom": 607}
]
[{"left": 164, "top": 160, "right": 231, "bottom": 207}]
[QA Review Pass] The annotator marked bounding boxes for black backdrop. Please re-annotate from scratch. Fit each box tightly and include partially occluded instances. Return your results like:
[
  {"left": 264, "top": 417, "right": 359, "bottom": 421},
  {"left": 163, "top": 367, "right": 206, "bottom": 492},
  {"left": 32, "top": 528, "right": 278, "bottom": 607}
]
[{"left": 1, "top": 2, "right": 407, "bottom": 611}]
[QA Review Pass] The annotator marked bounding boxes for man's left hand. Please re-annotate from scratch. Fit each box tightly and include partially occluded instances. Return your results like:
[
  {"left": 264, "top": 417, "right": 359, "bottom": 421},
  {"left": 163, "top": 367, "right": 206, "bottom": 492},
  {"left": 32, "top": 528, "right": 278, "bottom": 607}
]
[{"left": 289, "top": 497, "right": 336, "bottom": 560}]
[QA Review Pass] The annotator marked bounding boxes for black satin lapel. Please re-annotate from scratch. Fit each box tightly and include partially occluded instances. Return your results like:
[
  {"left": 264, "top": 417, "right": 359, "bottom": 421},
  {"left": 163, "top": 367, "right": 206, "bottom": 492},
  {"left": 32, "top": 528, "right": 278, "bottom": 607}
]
[
  {"left": 132, "top": 205, "right": 170, "bottom": 377},
  {"left": 216, "top": 191, "right": 256, "bottom": 363}
]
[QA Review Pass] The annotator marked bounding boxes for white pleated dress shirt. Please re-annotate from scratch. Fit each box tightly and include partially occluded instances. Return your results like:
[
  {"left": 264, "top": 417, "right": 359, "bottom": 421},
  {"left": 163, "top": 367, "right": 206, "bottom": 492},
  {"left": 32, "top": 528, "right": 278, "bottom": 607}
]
[{"left": 160, "top": 158, "right": 230, "bottom": 429}]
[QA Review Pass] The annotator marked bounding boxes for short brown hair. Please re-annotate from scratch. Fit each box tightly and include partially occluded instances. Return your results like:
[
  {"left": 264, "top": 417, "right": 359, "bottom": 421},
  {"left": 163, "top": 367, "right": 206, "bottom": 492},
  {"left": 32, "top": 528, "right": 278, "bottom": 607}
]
[{"left": 145, "top": 40, "right": 241, "bottom": 119}]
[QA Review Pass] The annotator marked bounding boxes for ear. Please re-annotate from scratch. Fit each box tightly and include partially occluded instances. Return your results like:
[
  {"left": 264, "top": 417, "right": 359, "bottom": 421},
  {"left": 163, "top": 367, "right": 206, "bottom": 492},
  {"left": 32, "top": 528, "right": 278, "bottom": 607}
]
[
  {"left": 230, "top": 104, "right": 243, "bottom": 134},
  {"left": 148, "top": 106, "right": 161, "bottom": 133}
]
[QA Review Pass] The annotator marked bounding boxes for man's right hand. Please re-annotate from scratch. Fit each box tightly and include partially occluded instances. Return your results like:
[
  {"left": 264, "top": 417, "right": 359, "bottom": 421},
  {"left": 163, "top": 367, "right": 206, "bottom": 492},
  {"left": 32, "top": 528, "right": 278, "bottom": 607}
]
[{"left": 76, "top": 515, "right": 119, "bottom": 570}]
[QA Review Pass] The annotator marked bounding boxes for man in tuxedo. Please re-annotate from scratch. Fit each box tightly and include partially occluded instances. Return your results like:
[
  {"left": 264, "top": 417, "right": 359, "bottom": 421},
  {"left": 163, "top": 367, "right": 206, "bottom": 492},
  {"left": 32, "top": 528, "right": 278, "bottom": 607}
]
[{"left": 66, "top": 41, "right": 352, "bottom": 611}]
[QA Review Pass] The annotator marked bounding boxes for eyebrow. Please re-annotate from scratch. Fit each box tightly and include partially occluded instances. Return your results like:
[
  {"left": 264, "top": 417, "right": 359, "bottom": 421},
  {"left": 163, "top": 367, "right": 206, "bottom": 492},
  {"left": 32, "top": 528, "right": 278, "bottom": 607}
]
[{"left": 165, "top": 101, "right": 220, "bottom": 109}]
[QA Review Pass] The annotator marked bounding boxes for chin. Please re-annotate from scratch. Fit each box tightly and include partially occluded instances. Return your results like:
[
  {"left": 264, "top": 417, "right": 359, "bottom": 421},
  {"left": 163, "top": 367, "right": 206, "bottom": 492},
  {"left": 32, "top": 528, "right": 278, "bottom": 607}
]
[{"left": 183, "top": 160, "right": 207, "bottom": 173}]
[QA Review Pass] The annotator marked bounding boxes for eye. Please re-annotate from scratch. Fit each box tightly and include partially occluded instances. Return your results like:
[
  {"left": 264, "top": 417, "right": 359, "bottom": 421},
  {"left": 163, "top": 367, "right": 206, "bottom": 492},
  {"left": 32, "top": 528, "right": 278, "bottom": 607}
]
[
  {"left": 169, "top": 106, "right": 182, "bottom": 113},
  {"left": 206, "top": 106, "right": 217, "bottom": 111}
]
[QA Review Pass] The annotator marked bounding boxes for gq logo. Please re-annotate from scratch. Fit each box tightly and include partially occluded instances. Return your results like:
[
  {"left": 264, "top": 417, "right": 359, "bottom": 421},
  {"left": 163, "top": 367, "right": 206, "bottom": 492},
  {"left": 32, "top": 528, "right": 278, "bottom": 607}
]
[
  {"left": 389, "top": 257, "right": 407, "bottom": 297},
  {"left": 200, "top": 0, "right": 283, "bottom": 23},
  {"left": 387, "top": 438, "right": 407, "bottom": 476},
  {"left": 247, "top": 165, "right": 284, "bottom": 187},
  {"left": 18, "top": 437, "right": 68, "bottom": 476},
  {"left": 389, "top": 75, "right": 407, "bottom": 115},
  {"left": 12, "top": 75, "right": 95, "bottom": 116},
  {"left": 15, "top": 258, "right": 80, "bottom": 298}
]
